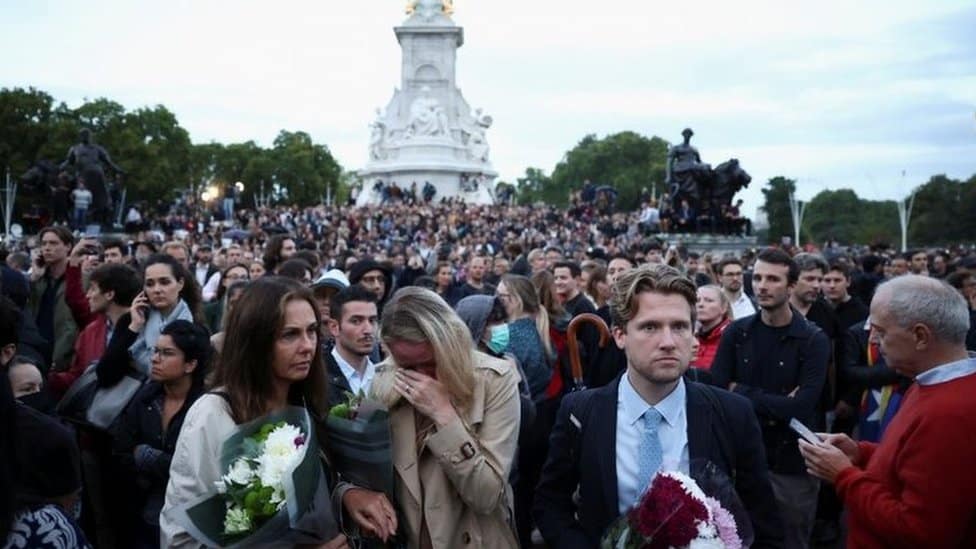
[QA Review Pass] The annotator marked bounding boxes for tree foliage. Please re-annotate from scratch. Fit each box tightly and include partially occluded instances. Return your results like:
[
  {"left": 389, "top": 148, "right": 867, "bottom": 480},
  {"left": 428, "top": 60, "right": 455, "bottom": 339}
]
[
  {"left": 760, "top": 174, "right": 976, "bottom": 247},
  {"left": 803, "top": 189, "right": 899, "bottom": 246},
  {"left": 909, "top": 174, "right": 976, "bottom": 246},
  {"left": 514, "top": 167, "right": 554, "bottom": 205},
  {"left": 523, "top": 132, "right": 668, "bottom": 207},
  {"left": 0, "top": 87, "right": 343, "bottom": 208},
  {"left": 760, "top": 176, "right": 796, "bottom": 244}
]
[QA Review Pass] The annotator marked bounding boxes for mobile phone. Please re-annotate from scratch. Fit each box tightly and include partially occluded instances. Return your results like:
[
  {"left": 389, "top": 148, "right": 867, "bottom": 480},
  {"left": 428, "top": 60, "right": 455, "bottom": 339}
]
[{"left": 789, "top": 418, "right": 822, "bottom": 446}]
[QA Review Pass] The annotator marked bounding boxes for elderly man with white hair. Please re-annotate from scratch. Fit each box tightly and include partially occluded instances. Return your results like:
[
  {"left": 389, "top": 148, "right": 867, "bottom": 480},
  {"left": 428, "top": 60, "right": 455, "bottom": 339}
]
[{"left": 800, "top": 275, "right": 976, "bottom": 548}]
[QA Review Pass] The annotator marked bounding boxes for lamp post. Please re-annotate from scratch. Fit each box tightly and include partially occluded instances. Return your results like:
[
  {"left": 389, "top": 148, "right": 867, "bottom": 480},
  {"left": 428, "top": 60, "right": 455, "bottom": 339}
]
[
  {"left": 1, "top": 167, "right": 17, "bottom": 237},
  {"left": 897, "top": 191, "right": 916, "bottom": 253},
  {"left": 788, "top": 191, "right": 806, "bottom": 247}
]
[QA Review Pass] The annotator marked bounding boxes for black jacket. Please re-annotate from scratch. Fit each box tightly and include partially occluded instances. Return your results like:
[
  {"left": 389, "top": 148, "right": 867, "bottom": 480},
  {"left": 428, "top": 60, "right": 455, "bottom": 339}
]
[
  {"left": 324, "top": 344, "right": 354, "bottom": 412},
  {"left": 533, "top": 376, "right": 784, "bottom": 548},
  {"left": 840, "top": 321, "right": 909, "bottom": 406},
  {"left": 710, "top": 309, "right": 830, "bottom": 474},
  {"left": 112, "top": 380, "right": 204, "bottom": 526}
]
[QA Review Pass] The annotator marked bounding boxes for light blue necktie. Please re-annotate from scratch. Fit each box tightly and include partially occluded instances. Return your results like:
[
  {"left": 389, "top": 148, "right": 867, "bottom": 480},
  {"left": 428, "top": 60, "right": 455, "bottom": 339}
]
[{"left": 636, "top": 407, "right": 664, "bottom": 497}]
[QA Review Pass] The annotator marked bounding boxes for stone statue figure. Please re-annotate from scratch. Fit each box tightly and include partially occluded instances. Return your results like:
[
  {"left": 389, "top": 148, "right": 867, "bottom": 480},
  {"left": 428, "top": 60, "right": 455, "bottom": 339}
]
[
  {"left": 369, "top": 108, "right": 389, "bottom": 160},
  {"left": 406, "top": 0, "right": 453, "bottom": 17},
  {"left": 60, "top": 128, "right": 125, "bottom": 225},
  {"left": 460, "top": 108, "right": 492, "bottom": 162},
  {"left": 406, "top": 87, "right": 449, "bottom": 138},
  {"left": 665, "top": 127, "right": 711, "bottom": 208}
]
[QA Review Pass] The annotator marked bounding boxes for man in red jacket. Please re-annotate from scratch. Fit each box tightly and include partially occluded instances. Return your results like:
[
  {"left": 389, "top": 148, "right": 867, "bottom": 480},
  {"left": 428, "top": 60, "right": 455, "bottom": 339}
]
[{"left": 800, "top": 275, "right": 976, "bottom": 547}]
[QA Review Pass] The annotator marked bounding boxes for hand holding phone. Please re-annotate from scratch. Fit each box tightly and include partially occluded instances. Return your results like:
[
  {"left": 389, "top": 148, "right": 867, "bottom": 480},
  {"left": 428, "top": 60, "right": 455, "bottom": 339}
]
[
  {"left": 129, "top": 292, "right": 150, "bottom": 333},
  {"left": 790, "top": 418, "right": 824, "bottom": 446}
]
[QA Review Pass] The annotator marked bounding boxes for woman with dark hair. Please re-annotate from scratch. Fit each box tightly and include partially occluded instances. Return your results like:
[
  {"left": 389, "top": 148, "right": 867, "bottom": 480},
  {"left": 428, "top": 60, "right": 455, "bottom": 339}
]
[
  {"left": 277, "top": 258, "right": 314, "bottom": 285},
  {"left": 113, "top": 320, "right": 212, "bottom": 548},
  {"left": 96, "top": 254, "right": 199, "bottom": 387},
  {"left": 584, "top": 266, "right": 610, "bottom": 309},
  {"left": 263, "top": 234, "right": 297, "bottom": 274},
  {"left": 203, "top": 263, "right": 249, "bottom": 333},
  {"left": 159, "top": 277, "right": 347, "bottom": 548}
]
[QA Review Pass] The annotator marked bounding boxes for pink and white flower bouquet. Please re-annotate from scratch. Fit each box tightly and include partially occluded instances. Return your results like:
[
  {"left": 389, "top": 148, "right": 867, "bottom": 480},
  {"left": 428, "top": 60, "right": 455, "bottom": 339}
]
[{"left": 601, "top": 471, "right": 744, "bottom": 549}]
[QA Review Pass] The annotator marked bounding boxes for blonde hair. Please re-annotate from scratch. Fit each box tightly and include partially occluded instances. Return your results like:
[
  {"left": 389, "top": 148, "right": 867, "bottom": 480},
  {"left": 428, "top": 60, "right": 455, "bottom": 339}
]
[
  {"left": 375, "top": 287, "right": 475, "bottom": 409},
  {"left": 502, "top": 274, "right": 553, "bottom": 358},
  {"left": 610, "top": 264, "right": 697, "bottom": 328},
  {"left": 697, "top": 284, "right": 731, "bottom": 321}
]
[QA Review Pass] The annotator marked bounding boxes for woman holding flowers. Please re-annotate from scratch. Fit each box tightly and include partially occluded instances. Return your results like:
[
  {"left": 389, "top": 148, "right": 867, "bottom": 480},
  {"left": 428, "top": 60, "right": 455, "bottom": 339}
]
[
  {"left": 341, "top": 287, "right": 521, "bottom": 549},
  {"left": 159, "top": 277, "right": 347, "bottom": 548}
]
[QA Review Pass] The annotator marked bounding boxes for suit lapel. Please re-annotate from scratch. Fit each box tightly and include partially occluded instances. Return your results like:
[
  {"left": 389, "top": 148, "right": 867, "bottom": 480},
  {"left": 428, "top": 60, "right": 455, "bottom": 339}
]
[
  {"left": 593, "top": 380, "right": 620, "bottom": 513},
  {"left": 326, "top": 351, "right": 352, "bottom": 388},
  {"left": 685, "top": 383, "right": 712, "bottom": 472},
  {"left": 390, "top": 404, "right": 423, "bottom": 505}
]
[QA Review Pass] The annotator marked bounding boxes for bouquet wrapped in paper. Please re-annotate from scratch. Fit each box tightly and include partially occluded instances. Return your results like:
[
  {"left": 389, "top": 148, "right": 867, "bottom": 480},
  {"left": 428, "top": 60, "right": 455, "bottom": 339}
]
[
  {"left": 176, "top": 406, "right": 338, "bottom": 548},
  {"left": 324, "top": 391, "right": 394, "bottom": 499},
  {"left": 601, "top": 465, "right": 751, "bottom": 549}
]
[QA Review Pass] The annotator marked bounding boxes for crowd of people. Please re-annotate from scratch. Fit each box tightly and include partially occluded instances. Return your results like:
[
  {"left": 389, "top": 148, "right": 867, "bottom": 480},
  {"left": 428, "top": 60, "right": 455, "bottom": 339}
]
[{"left": 3, "top": 195, "right": 976, "bottom": 548}]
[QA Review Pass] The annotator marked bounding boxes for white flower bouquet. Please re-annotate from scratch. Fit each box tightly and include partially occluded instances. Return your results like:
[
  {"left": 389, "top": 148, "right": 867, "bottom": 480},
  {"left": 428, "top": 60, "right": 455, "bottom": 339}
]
[{"left": 177, "top": 406, "right": 338, "bottom": 548}]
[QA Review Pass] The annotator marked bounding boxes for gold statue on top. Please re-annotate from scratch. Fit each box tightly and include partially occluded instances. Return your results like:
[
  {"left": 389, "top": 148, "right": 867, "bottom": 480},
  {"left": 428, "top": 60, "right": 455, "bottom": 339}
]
[{"left": 406, "top": 0, "right": 453, "bottom": 16}]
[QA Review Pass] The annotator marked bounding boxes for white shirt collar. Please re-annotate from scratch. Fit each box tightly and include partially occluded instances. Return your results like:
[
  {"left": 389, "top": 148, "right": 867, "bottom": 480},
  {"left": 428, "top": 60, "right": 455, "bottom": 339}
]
[
  {"left": 331, "top": 346, "right": 375, "bottom": 386},
  {"left": 915, "top": 354, "right": 976, "bottom": 386},
  {"left": 619, "top": 370, "right": 686, "bottom": 428}
]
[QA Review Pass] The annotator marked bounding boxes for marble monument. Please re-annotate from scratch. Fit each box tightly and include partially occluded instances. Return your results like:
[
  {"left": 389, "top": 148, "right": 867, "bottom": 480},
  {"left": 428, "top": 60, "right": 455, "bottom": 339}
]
[{"left": 357, "top": 0, "right": 498, "bottom": 205}]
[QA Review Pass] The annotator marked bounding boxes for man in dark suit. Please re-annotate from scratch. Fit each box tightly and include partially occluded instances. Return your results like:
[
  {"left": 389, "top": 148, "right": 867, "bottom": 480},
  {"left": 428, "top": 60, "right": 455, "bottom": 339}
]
[{"left": 534, "top": 264, "right": 783, "bottom": 548}]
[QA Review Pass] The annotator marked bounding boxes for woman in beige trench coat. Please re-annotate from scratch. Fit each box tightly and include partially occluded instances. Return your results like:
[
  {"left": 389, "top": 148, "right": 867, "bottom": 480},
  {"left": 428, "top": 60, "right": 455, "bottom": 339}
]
[{"left": 339, "top": 287, "right": 520, "bottom": 549}]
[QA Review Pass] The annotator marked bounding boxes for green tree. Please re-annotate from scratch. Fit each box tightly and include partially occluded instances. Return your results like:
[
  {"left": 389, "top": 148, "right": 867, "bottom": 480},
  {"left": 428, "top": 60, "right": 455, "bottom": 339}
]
[
  {"left": 803, "top": 189, "right": 899, "bottom": 245},
  {"left": 0, "top": 87, "right": 57, "bottom": 175},
  {"left": 550, "top": 131, "right": 668, "bottom": 208},
  {"left": 113, "top": 105, "right": 193, "bottom": 200},
  {"left": 760, "top": 176, "right": 796, "bottom": 244},
  {"left": 909, "top": 174, "right": 976, "bottom": 245},
  {"left": 514, "top": 167, "right": 553, "bottom": 204},
  {"left": 270, "top": 130, "right": 342, "bottom": 205}
]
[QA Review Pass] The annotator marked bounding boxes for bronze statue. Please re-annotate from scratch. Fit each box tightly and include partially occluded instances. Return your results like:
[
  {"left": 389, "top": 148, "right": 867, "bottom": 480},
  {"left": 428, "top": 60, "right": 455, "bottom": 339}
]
[
  {"left": 665, "top": 128, "right": 711, "bottom": 208},
  {"left": 665, "top": 128, "right": 751, "bottom": 223},
  {"left": 60, "top": 128, "right": 125, "bottom": 225}
]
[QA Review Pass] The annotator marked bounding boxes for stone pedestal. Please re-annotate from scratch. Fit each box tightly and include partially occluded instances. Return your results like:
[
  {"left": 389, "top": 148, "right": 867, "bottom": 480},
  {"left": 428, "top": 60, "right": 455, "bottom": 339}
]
[{"left": 357, "top": 1, "right": 497, "bottom": 205}]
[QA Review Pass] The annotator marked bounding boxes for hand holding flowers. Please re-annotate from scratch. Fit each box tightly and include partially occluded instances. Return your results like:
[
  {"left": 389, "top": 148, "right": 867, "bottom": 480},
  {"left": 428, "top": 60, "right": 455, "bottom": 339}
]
[{"left": 216, "top": 421, "right": 307, "bottom": 537}]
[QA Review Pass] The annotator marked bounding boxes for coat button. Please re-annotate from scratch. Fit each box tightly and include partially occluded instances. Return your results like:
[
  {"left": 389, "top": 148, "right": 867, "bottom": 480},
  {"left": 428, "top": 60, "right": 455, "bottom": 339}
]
[{"left": 462, "top": 532, "right": 471, "bottom": 544}]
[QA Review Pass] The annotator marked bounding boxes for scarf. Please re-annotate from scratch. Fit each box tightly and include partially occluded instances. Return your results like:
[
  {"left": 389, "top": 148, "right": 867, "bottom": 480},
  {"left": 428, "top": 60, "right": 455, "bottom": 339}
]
[{"left": 129, "top": 299, "right": 193, "bottom": 374}]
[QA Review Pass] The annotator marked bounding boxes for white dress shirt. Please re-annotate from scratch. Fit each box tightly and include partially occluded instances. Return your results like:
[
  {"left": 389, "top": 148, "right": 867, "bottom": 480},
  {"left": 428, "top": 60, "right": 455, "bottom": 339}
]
[
  {"left": 195, "top": 263, "right": 212, "bottom": 287},
  {"left": 730, "top": 292, "right": 756, "bottom": 319},
  {"left": 202, "top": 271, "right": 222, "bottom": 302},
  {"left": 616, "top": 372, "right": 689, "bottom": 513},
  {"left": 331, "top": 347, "right": 376, "bottom": 396}
]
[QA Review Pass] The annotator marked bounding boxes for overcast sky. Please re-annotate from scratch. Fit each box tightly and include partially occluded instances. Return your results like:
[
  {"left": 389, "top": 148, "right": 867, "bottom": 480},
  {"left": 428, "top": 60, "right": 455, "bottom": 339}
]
[{"left": 3, "top": 0, "right": 975, "bottom": 215}]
